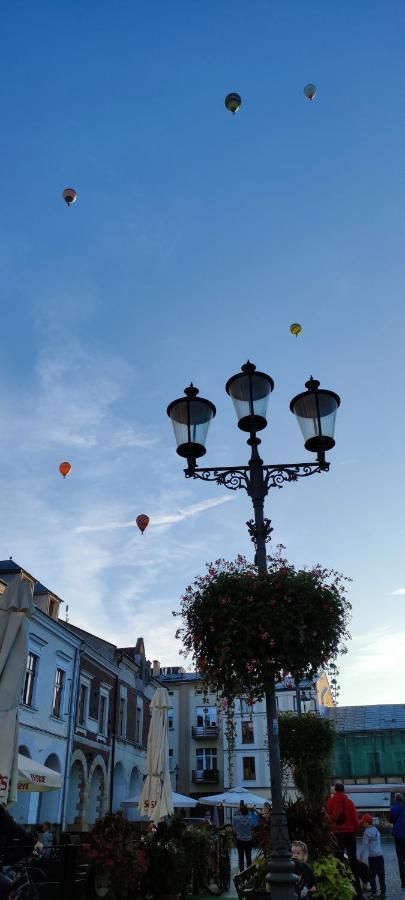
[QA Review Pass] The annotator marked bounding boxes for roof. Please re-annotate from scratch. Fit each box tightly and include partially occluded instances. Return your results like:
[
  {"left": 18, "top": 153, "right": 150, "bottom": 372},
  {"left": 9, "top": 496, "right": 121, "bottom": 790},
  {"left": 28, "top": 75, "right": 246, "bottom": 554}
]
[
  {"left": 0, "top": 561, "right": 63, "bottom": 603},
  {"left": 329, "top": 704, "right": 405, "bottom": 733},
  {"left": 0, "top": 560, "right": 23, "bottom": 573}
]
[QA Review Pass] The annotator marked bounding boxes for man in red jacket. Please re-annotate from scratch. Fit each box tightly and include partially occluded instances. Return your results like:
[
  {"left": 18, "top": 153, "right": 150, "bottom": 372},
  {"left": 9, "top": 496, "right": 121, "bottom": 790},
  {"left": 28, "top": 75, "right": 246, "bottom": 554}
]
[{"left": 326, "top": 781, "right": 362, "bottom": 898}]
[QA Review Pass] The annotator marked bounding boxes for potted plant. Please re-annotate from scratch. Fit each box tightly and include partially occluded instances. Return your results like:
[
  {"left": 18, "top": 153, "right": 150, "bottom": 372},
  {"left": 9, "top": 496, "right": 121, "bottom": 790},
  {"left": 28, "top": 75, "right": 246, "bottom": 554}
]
[
  {"left": 142, "top": 834, "right": 188, "bottom": 900},
  {"left": 84, "top": 812, "right": 148, "bottom": 900}
]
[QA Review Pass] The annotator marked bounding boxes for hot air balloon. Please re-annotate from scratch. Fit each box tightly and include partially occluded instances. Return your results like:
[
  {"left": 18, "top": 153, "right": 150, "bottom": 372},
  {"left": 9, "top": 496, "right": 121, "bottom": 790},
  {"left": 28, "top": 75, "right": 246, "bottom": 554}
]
[
  {"left": 136, "top": 514, "right": 150, "bottom": 535},
  {"left": 63, "top": 188, "right": 77, "bottom": 206},
  {"left": 225, "top": 93, "right": 242, "bottom": 115},
  {"left": 303, "top": 84, "right": 316, "bottom": 101},
  {"left": 290, "top": 323, "right": 302, "bottom": 337},
  {"left": 59, "top": 461, "right": 72, "bottom": 478}
]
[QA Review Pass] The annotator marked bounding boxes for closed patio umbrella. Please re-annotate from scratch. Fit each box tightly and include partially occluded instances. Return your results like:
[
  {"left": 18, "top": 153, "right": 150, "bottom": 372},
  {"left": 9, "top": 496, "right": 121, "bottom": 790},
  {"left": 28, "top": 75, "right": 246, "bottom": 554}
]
[
  {"left": 0, "top": 579, "right": 34, "bottom": 807},
  {"left": 139, "top": 686, "right": 174, "bottom": 824}
]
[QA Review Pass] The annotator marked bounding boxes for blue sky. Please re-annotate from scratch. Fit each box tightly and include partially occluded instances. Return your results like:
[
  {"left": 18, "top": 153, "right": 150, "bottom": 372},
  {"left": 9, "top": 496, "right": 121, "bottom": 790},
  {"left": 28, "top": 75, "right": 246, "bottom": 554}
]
[{"left": 1, "top": 1, "right": 405, "bottom": 705}]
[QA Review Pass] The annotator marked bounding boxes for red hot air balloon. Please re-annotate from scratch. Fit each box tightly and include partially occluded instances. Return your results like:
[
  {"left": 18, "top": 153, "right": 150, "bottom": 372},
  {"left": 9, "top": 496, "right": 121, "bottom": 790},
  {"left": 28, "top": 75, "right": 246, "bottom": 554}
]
[
  {"left": 59, "top": 461, "right": 72, "bottom": 479},
  {"left": 136, "top": 514, "right": 150, "bottom": 535}
]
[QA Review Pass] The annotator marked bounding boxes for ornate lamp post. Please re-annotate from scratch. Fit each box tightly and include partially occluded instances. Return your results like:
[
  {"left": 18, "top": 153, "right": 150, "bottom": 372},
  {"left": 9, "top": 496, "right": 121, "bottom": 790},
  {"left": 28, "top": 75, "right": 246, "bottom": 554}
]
[{"left": 167, "top": 361, "right": 340, "bottom": 900}]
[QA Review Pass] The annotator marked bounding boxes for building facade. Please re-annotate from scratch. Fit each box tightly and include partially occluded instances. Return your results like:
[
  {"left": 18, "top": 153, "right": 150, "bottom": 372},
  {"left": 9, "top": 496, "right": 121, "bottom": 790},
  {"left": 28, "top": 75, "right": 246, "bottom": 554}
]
[
  {"left": 0, "top": 560, "right": 157, "bottom": 830},
  {"left": 329, "top": 704, "right": 405, "bottom": 809},
  {"left": 0, "top": 562, "right": 81, "bottom": 827},
  {"left": 160, "top": 667, "right": 334, "bottom": 801},
  {"left": 61, "top": 629, "right": 158, "bottom": 831}
]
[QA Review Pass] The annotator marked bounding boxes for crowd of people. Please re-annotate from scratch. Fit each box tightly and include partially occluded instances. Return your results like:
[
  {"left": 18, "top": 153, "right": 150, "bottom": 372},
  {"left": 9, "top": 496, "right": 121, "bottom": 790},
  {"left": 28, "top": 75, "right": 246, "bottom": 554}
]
[{"left": 230, "top": 785, "right": 405, "bottom": 898}]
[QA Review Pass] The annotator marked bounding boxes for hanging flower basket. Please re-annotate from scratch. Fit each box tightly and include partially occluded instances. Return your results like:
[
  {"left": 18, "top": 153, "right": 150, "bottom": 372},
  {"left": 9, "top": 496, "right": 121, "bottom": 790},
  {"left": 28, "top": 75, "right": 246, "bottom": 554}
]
[{"left": 175, "top": 550, "right": 351, "bottom": 701}]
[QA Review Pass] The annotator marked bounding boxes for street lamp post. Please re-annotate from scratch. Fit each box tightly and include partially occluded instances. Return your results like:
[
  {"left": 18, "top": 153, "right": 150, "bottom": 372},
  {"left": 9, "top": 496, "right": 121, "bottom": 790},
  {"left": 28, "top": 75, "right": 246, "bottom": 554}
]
[{"left": 167, "top": 361, "right": 340, "bottom": 900}]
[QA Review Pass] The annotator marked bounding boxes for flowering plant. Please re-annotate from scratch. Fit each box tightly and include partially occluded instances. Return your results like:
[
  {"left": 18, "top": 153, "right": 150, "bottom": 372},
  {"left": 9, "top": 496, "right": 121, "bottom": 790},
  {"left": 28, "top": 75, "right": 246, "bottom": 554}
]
[
  {"left": 84, "top": 813, "right": 148, "bottom": 898},
  {"left": 175, "top": 548, "right": 351, "bottom": 700}
]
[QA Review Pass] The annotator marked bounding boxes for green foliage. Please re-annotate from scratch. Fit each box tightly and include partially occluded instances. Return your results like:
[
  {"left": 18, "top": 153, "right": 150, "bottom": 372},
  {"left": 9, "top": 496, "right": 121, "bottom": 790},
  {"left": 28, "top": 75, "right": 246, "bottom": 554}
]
[
  {"left": 284, "top": 798, "right": 336, "bottom": 860},
  {"left": 182, "top": 824, "right": 216, "bottom": 892},
  {"left": 175, "top": 550, "right": 351, "bottom": 701},
  {"left": 279, "top": 713, "right": 336, "bottom": 805},
  {"left": 313, "top": 856, "right": 356, "bottom": 899},
  {"left": 142, "top": 835, "right": 188, "bottom": 895},
  {"left": 85, "top": 812, "right": 148, "bottom": 897}
]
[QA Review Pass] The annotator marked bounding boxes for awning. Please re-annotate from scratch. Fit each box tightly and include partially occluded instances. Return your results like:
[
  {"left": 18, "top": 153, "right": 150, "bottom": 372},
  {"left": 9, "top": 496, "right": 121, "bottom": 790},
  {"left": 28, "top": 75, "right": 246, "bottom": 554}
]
[
  {"left": 201, "top": 786, "right": 269, "bottom": 807},
  {"left": 122, "top": 790, "right": 198, "bottom": 809}
]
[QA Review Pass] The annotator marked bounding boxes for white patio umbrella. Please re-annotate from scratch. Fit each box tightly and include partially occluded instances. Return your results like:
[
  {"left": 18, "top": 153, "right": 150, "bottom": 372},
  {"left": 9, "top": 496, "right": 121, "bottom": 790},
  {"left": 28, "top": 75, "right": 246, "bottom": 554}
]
[
  {"left": 122, "top": 790, "right": 197, "bottom": 809},
  {"left": 201, "top": 786, "right": 269, "bottom": 807},
  {"left": 139, "top": 686, "right": 174, "bottom": 824},
  {"left": 0, "top": 579, "right": 34, "bottom": 807},
  {"left": 17, "top": 755, "right": 62, "bottom": 792}
]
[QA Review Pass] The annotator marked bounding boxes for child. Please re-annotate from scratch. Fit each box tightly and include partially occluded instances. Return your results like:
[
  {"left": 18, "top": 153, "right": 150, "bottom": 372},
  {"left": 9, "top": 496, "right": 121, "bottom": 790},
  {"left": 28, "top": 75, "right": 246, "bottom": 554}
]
[
  {"left": 291, "top": 841, "right": 317, "bottom": 897},
  {"left": 360, "top": 815, "right": 386, "bottom": 899}
]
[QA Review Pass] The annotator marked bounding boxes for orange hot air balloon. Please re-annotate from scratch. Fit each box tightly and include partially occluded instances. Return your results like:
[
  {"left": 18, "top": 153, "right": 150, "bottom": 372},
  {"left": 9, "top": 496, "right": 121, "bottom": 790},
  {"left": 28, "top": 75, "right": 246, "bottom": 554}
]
[
  {"left": 59, "top": 461, "right": 72, "bottom": 479},
  {"left": 136, "top": 514, "right": 150, "bottom": 535}
]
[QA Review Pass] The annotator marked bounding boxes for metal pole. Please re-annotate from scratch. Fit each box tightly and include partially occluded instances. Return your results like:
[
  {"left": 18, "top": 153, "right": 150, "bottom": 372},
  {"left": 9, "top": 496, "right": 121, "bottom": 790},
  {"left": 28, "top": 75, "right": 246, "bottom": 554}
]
[{"left": 248, "top": 440, "right": 297, "bottom": 900}]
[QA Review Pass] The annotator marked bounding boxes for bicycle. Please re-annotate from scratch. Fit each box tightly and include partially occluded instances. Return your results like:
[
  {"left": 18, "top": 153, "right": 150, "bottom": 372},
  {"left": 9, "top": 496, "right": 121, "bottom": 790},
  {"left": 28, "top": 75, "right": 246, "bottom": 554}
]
[
  {"left": 6, "top": 858, "right": 47, "bottom": 900},
  {"left": 203, "top": 826, "right": 232, "bottom": 895}
]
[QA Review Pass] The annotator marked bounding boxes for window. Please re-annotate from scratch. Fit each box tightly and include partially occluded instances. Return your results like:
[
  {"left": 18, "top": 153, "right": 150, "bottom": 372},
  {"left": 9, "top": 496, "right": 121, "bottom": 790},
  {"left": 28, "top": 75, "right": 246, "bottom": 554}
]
[
  {"left": 119, "top": 696, "right": 127, "bottom": 738},
  {"left": 98, "top": 694, "right": 108, "bottom": 735},
  {"left": 196, "top": 706, "right": 217, "bottom": 727},
  {"left": 243, "top": 757, "right": 256, "bottom": 780},
  {"left": 240, "top": 698, "right": 253, "bottom": 716},
  {"left": 22, "top": 653, "right": 38, "bottom": 707},
  {"left": 136, "top": 700, "right": 144, "bottom": 743},
  {"left": 196, "top": 748, "right": 217, "bottom": 771},
  {"left": 168, "top": 708, "right": 174, "bottom": 730},
  {"left": 77, "top": 683, "right": 88, "bottom": 726},
  {"left": 241, "top": 721, "right": 254, "bottom": 744},
  {"left": 52, "top": 668, "right": 65, "bottom": 717},
  {"left": 168, "top": 690, "right": 173, "bottom": 696}
]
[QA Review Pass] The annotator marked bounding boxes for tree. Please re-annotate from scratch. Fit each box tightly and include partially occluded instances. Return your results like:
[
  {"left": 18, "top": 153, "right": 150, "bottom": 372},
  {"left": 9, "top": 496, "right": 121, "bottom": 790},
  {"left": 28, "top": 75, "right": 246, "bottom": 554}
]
[{"left": 279, "top": 712, "right": 336, "bottom": 806}]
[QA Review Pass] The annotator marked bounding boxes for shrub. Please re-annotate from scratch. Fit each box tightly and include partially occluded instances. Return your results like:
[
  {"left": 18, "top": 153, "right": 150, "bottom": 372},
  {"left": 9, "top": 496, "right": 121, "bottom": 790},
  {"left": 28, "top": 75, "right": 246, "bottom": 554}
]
[
  {"left": 313, "top": 856, "right": 356, "bottom": 899},
  {"left": 284, "top": 798, "right": 336, "bottom": 860}
]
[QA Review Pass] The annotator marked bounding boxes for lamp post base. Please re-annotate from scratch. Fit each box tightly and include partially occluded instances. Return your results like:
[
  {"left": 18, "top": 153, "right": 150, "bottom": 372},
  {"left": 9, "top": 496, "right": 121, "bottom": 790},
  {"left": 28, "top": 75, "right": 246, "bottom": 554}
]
[{"left": 265, "top": 811, "right": 299, "bottom": 899}]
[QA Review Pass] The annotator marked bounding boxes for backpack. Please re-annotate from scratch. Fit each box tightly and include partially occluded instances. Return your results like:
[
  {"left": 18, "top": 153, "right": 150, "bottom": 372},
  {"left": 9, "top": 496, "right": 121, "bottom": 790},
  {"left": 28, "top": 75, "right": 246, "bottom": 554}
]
[{"left": 334, "top": 798, "right": 347, "bottom": 826}]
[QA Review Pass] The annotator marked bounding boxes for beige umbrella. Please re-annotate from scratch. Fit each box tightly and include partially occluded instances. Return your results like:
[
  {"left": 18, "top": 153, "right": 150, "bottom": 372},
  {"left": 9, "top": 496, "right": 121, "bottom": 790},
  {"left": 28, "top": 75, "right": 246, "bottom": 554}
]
[
  {"left": 0, "top": 579, "right": 34, "bottom": 807},
  {"left": 17, "top": 755, "right": 62, "bottom": 792},
  {"left": 139, "top": 686, "right": 174, "bottom": 824}
]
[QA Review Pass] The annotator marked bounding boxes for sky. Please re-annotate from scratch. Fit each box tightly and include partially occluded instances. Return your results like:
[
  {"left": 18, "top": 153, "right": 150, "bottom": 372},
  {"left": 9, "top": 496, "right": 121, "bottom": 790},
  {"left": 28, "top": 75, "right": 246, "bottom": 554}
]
[{"left": 1, "top": 0, "right": 405, "bottom": 706}]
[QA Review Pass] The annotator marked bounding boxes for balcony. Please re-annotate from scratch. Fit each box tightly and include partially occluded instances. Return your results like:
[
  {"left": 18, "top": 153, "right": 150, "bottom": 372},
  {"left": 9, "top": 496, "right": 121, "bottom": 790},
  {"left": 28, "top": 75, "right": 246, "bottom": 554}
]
[
  {"left": 192, "top": 769, "right": 220, "bottom": 784},
  {"left": 192, "top": 725, "right": 219, "bottom": 740}
]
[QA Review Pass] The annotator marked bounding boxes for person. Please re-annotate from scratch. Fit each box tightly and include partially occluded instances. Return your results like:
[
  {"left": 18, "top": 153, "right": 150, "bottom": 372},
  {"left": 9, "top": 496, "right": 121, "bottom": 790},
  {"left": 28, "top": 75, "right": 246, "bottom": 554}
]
[
  {"left": 0, "top": 806, "right": 37, "bottom": 900},
  {"left": 360, "top": 815, "right": 386, "bottom": 899},
  {"left": 233, "top": 801, "right": 253, "bottom": 872},
  {"left": 390, "top": 792, "right": 405, "bottom": 888},
  {"left": 326, "top": 781, "right": 362, "bottom": 898},
  {"left": 40, "top": 822, "right": 53, "bottom": 858},
  {"left": 291, "top": 841, "right": 317, "bottom": 897},
  {"left": 0, "top": 872, "right": 12, "bottom": 900}
]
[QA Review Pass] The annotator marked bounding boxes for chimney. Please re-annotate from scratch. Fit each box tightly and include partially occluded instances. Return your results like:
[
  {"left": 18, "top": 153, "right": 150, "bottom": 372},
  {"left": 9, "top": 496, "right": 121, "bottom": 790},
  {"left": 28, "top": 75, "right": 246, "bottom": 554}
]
[{"left": 152, "top": 660, "right": 161, "bottom": 677}]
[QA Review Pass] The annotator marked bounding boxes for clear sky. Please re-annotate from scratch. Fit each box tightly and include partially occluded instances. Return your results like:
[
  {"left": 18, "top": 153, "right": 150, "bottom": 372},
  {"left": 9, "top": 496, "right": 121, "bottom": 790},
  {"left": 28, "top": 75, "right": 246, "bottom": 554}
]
[{"left": 1, "top": 1, "right": 404, "bottom": 706}]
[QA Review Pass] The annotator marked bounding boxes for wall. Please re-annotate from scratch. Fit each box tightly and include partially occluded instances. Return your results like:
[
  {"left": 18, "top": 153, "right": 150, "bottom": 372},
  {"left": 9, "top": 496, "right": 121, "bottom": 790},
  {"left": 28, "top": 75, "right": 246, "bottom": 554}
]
[{"left": 13, "top": 610, "right": 80, "bottom": 826}]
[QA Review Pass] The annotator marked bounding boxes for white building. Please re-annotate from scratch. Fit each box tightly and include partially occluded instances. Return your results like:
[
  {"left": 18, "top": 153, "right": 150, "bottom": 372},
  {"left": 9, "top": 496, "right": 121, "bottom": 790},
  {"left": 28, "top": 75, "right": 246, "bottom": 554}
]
[{"left": 0, "top": 562, "right": 81, "bottom": 827}]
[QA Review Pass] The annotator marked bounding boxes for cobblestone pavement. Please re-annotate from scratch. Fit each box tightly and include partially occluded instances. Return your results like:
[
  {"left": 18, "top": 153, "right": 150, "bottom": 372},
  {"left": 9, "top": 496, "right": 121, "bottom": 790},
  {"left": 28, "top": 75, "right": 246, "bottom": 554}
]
[
  {"left": 222, "top": 840, "right": 405, "bottom": 899},
  {"left": 372, "top": 839, "right": 404, "bottom": 900}
]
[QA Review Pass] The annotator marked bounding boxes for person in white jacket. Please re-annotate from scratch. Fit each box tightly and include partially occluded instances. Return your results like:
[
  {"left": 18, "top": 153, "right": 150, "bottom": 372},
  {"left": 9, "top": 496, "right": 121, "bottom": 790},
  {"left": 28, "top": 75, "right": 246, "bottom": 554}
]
[{"left": 360, "top": 814, "right": 386, "bottom": 899}]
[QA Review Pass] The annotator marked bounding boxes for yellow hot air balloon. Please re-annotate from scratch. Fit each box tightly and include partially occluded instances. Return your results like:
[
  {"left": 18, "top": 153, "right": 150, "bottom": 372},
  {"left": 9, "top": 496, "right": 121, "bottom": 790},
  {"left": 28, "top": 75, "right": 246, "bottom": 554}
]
[{"left": 290, "top": 323, "right": 302, "bottom": 337}]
